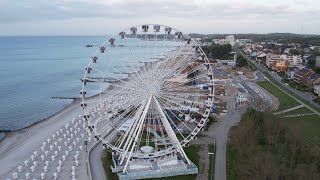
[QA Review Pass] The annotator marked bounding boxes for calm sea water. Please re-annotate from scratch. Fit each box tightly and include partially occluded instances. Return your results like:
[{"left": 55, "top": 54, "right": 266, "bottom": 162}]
[
  {"left": 0, "top": 36, "right": 106, "bottom": 130},
  {"left": 0, "top": 36, "right": 182, "bottom": 131}
]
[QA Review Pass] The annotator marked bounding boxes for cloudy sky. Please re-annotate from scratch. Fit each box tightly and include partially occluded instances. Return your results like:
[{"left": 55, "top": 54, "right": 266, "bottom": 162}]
[{"left": 0, "top": 0, "right": 319, "bottom": 35}]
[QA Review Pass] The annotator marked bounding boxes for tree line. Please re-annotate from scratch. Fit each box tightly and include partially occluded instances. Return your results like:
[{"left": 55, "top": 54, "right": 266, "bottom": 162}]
[
  {"left": 227, "top": 108, "right": 320, "bottom": 179},
  {"left": 202, "top": 43, "right": 232, "bottom": 59}
]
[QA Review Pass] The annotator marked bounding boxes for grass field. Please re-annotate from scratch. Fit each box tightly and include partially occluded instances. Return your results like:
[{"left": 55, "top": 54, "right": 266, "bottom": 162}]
[
  {"left": 208, "top": 144, "right": 216, "bottom": 180},
  {"left": 283, "top": 115, "right": 320, "bottom": 138},
  {"left": 226, "top": 143, "right": 237, "bottom": 180},
  {"left": 257, "top": 81, "right": 300, "bottom": 111}
]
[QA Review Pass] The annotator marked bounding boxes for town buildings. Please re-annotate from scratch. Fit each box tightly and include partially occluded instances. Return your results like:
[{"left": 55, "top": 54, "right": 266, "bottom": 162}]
[
  {"left": 293, "top": 67, "right": 315, "bottom": 85},
  {"left": 212, "top": 35, "right": 236, "bottom": 46}
]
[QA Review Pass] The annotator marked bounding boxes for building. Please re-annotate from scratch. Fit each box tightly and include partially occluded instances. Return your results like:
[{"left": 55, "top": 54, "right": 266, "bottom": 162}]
[
  {"left": 303, "top": 54, "right": 312, "bottom": 64},
  {"left": 316, "top": 56, "right": 320, "bottom": 67},
  {"left": 274, "top": 60, "right": 290, "bottom": 72},
  {"left": 279, "top": 55, "right": 303, "bottom": 66},
  {"left": 286, "top": 66, "right": 299, "bottom": 79},
  {"left": 293, "top": 67, "right": 315, "bottom": 85},
  {"left": 266, "top": 54, "right": 283, "bottom": 70},
  {"left": 314, "top": 84, "right": 320, "bottom": 97},
  {"left": 313, "top": 76, "right": 320, "bottom": 96},
  {"left": 212, "top": 35, "right": 236, "bottom": 46}
]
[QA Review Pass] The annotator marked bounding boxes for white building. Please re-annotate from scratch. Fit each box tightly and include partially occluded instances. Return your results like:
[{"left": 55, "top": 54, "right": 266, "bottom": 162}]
[
  {"left": 212, "top": 35, "right": 236, "bottom": 46},
  {"left": 280, "top": 55, "right": 303, "bottom": 66},
  {"left": 314, "top": 84, "right": 320, "bottom": 96},
  {"left": 236, "top": 39, "right": 252, "bottom": 46}
]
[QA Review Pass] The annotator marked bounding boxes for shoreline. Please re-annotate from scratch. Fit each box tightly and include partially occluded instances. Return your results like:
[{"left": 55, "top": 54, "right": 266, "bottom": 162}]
[
  {"left": 0, "top": 99, "right": 77, "bottom": 141},
  {"left": 0, "top": 43, "right": 178, "bottom": 178}
]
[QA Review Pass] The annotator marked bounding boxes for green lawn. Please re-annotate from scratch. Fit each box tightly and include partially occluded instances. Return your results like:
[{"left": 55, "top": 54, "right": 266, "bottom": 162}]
[
  {"left": 226, "top": 143, "right": 237, "bottom": 180},
  {"left": 283, "top": 115, "right": 320, "bottom": 139},
  {"left": 279, "top": 107, "right": 313, "bottom": 116},
  {"left": 208, "top": 144, "right": 215, "bottom": 180},
  {"left": 263, "top": 72, "right": 320, "bottom": 113},
  {"left": 101, "top": 150, "right": 117, "bottom": 180},
  {"left": 257, "top": 81, "right": 300, "bottom": 111}
]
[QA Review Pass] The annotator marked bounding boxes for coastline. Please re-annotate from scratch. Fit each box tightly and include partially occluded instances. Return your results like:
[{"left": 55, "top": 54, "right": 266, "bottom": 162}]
[
  {"left": 0, "top": 43, "right": 177, "bottom": 178},
  {"left": 0, "top": 99, "right": 77, "bottom": 142}
]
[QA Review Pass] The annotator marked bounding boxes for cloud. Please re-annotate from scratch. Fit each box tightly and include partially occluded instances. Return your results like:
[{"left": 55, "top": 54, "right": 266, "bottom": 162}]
[{"left": 0, "top": 0, "right": 319, "bottom": 35}]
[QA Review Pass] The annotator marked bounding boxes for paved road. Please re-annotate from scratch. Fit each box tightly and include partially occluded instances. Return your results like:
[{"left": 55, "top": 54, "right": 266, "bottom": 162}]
[
  {"left": 269, "top": 71, "right": 320, "bottom": 109},
  {"left": 238, "top": 81, "right": 263, "bottom": 109},
  {"left": 267, "top": 78, "right": 320, "bottom": 116},
  {"left": 212, "top": 96, "right": 245, "bottom": 180},
  {"left": 237, "top": 49, "right": 320, "bottom": 110},
  {"left": 89, "top": 142, "right": 107, "bottom": 180}
]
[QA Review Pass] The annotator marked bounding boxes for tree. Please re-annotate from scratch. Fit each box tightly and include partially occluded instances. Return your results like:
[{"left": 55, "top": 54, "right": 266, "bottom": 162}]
[
  {"left": 289, "top": 49, "right": 300, "bottom": 55},
  {"left": 236, "top": 56, "right": 248, "bottom": 68},
  {"left": 210, "top": 44, "right": 232, "bottom": 59},
  {"left": 311, "top": 48, "right": 320, "bottom": 57}
]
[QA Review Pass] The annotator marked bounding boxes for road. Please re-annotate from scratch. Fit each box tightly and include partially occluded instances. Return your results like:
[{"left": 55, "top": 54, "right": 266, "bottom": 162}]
[
  {"left": 89, "top": 142, "right": 107, "bottom": 180},
  {"left": 210, "top": 89, "right": 246, "bottom": 180},
  {"left": 211, "top": 73, "right": 276, "bottom": 180},
  {"left": 237, "top": 49, "right": 320, "bottom": 110}
]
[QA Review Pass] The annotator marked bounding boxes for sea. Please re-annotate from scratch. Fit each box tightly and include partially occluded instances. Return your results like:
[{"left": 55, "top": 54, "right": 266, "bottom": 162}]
[
  {"left": 0, "top": 36, "right": 106, "bottom": 131},
  {"left": 0, "top": 36, "right": 182, "bottom": 133}
]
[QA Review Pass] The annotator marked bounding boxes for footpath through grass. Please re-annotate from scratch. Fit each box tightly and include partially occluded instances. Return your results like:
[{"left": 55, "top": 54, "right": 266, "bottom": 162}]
[
  {"left": 279, "top": 107, "right": 313, "bottom": 116},
  {"left": 257, "top": 81, "right": 300, "bottom": 111}
]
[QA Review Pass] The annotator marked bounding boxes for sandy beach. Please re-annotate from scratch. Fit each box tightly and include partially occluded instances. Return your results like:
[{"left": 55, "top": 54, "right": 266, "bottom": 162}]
[{"left": 0, "top": 98, "right": 83, "bottom": 176}]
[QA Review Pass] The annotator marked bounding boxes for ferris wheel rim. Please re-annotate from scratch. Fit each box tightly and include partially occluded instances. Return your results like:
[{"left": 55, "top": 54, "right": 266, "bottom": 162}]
[{"left": 80, "top": 24, "right": 213, "bottom": 157}]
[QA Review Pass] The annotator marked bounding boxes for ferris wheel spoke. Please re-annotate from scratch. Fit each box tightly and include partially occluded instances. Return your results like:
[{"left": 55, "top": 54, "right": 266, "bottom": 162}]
[
  {"left": 158, "top": 93, "right": 205, "bottom": 107},
  {"left": 90, "top": 63, "right": 143, "bottom": 90},
  {"left": 122, "top": 38, "right": 155, "bottom": 88},
  {"left": 96, "top": 102, "right": 143, "bottom": 136},
  {"left": 156, "top": 95, "right": 203, "bottom": 115},
  {"left": 154, "top": 49, "right": 196, "bottom": 86},
  {"left": 156, "top": 97, "right": 193, "bottom": 134}
]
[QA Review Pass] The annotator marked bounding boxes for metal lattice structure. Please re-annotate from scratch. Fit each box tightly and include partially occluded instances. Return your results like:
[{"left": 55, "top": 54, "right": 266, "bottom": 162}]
[{"left": 81, "top": 24, "right": 214, "bottom": 178}]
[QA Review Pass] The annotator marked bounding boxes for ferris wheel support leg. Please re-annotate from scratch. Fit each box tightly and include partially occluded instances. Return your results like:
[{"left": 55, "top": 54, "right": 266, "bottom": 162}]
[
  {"left": 153, "top": 96, "right": 191, "bottom": 165},
  {"left": 121, "top": 95, "right": 153, "bottom": 173}
]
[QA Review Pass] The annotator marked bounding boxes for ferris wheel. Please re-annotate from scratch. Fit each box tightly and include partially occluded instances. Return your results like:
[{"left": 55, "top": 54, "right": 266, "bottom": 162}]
[{"left": 80, "top": 24, "right": 214, "bottom": 176}]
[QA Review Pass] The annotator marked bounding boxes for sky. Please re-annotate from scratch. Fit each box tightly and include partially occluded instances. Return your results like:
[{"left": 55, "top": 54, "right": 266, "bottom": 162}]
[{"left": 0, "top": 0, "right": 319, "bottom": 35}]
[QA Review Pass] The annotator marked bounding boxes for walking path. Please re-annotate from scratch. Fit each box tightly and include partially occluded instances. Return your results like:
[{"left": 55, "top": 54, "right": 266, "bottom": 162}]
[
  {"left": 274, "top": 105, "right": 305, "bottom": 115},
  {"left": 267, "top": 79, "right": 320, "bottom": 116},
  {"left": 283, "top": 113, "right": 316, "bottom": 118}
]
